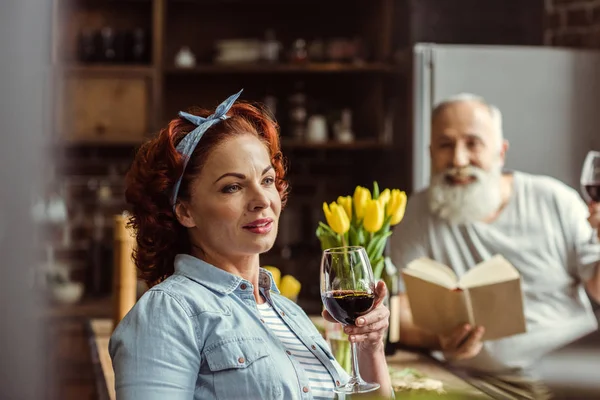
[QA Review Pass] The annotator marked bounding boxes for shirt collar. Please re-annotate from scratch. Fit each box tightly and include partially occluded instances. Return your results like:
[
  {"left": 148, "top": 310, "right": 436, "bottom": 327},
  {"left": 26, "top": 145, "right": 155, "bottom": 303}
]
[
  {"left": 259, "top": 268, "right": 280, "bottom": 294},
  {"left": 174, "top": 254, "right": 280, "bottom": 295}
]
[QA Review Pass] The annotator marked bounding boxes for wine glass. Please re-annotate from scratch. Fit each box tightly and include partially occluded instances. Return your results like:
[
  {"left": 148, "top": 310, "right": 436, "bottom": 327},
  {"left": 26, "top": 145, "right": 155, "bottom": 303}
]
[
  {"left": 320, "top": 246, "right": 379, "bottom": 394},
  {"left": 581, "top": 150, "right": 600, "bottom": 238}
]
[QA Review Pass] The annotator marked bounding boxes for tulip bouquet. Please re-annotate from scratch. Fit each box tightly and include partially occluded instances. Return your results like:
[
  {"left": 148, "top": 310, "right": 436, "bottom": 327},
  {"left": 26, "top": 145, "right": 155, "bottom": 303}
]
[
  {"left": 316, "top": 181, "right": 407, "bottom": 372},
  {"left": 316, "top": 181, "right": 407, "bottom": 281}
]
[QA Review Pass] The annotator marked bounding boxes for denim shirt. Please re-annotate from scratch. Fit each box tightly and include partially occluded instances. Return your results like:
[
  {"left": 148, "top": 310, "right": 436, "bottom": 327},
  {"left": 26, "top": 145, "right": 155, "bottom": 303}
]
[{"left": 109, "top": 254, "right": 350, "bottom": 400}]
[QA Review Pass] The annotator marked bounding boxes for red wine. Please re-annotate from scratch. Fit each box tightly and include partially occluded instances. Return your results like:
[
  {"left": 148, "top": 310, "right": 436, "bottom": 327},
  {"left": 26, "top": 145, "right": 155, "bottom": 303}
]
[
  {"left": 585, "top": 184, "right": 600, "bottom": 202},
  {"left": 323, "top": 290, "right": 375, "bottom": 325}
]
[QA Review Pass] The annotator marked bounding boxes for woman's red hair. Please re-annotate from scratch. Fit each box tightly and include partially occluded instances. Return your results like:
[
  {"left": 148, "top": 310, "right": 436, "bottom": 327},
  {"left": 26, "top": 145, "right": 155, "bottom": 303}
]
[{"left": 125, "top": 102, "right": 289, "bottom": 286}]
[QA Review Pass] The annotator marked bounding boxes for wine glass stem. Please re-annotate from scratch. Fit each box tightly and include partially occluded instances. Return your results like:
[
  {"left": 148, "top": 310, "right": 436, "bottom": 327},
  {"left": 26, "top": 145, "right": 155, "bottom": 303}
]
[{"left": 349, "top": 341, "right": 363, "bottom": 385}]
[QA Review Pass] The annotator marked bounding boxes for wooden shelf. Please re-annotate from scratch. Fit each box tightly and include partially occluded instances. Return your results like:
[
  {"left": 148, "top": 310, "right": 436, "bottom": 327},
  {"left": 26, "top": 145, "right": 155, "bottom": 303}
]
[
  {"left": 164, "top": 62, "right": 400, "bottom": 75},
  {"left": 281, "top": 139, "right": 388, "bottom": 150},
  {"left": 60, "top": 64, "right": 155, "bottom": 76},
  {"left": 57, "top": 136, "right": 147, "bottom": 146},
  {"left": 54, "top": 137, "right": 388, "bottom": 149}
]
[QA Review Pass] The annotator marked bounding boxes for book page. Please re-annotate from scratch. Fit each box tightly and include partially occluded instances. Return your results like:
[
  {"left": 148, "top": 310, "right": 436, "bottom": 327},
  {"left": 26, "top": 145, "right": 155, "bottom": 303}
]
[
  {"left": 467, "top": 278, "right": 527, "bottom": 341},
  {"left": 459, "top": 255, "right": 520, "bottom": 289},
  {"left": 405, "top": 258, "right": 458, "bottom": 289},
  {"left": 402, "top": 273, "right": 471, "bottom": 336}
]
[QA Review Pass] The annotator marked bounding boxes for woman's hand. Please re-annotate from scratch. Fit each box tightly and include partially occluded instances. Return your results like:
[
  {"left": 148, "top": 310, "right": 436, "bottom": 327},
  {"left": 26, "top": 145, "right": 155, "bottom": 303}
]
[{"left": 322, "top": 281, "right": 390, "bottom": 353}]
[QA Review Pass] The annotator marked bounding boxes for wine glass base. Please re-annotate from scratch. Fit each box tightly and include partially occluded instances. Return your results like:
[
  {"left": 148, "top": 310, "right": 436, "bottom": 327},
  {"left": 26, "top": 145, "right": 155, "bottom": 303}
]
[{"left": 333, "top": 380, "right": 380, "bottom": 394}]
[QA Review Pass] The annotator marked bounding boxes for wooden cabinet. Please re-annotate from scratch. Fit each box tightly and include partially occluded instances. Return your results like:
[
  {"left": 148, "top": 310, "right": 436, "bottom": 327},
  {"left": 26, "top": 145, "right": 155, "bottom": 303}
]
[
  {"left": 58, "top": 73, "right": 151, "bottom": 144},
  {"left": 51, "top": 0, "right": 157, "bottom": 144}
]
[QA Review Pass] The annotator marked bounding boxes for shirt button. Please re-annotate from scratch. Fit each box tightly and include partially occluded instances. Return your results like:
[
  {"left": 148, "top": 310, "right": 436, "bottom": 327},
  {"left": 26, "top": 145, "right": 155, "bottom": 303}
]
[
  {"left": 311, "top": 345, "right": 316, "bottom": 350},
  {"left": 286, "top": 350, "right": 291, "bottom": 355},
  {"left": 260, "top": 318, "right": 265, "bottom": 323},
  {"left": 240, "top": 283, "right": 247, "bottom": 290},
  {"left": 280, "top": 311, "right": 285, "bottom": 316},
  {"left": 302, "top": 386, "right": 309, "bottom": 393},
  {"left": 336, "top": 380, "right": 341, "bottom": 386},
  {"left": 238, "top": 357, "right": 245, "bottom": 364}
]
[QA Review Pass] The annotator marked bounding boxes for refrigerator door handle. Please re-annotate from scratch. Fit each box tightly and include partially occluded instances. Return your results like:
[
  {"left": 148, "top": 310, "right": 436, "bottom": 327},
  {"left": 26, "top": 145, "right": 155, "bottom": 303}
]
[{"left": 413, "top": 44, "right": 434, "bottom": 192}]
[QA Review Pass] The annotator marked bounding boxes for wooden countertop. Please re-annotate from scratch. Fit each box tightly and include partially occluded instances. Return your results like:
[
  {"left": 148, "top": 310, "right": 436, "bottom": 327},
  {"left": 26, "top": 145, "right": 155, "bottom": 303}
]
[
  {"left": 89, "top": 318, "right": 493, "bottom": 399},
  {"left": 88, "top": 319, "right": 115, "bottom": 400}
]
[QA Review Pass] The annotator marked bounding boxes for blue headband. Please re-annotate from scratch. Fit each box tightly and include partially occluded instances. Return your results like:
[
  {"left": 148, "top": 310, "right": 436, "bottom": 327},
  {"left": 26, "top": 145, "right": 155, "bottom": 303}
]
[{"left": 171, "top": 89, "right": 243, "bottom": 210}]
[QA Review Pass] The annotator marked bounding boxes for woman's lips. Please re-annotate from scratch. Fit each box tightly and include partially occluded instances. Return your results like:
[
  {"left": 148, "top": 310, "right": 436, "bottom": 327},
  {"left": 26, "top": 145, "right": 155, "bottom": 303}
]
[{"left": 242, "top": 220, "right": 273, "bottom": 234}]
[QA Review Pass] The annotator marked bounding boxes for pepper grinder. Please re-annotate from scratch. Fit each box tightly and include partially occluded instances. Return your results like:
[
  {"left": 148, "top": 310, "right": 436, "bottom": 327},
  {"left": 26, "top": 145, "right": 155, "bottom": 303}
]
[
  {"left": 334, "top": 108, "right": 355, "bottom": 143},
  {"left": 261, "top": 30, "right": 281, "bottom": 63},
  {"left": 288, "top": 82, "right": 307, "bottom": 141},
  {"left": 113, "top": 212, "right": 137, "bottom": 331}
]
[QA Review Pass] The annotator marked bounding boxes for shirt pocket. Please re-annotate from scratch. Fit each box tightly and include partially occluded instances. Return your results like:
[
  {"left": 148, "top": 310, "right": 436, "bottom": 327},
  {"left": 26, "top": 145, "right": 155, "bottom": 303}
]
[{"left": 203, "top": 337, "right": 282, "bottom": 400}]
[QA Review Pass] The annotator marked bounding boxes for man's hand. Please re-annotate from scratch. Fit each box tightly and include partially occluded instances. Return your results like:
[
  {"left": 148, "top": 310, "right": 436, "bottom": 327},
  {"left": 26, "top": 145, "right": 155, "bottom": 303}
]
[
  {"left": 438, "top": 324, "right": 485, "bottom": 361},
  {"left": 589, "top": 202, "right": 600, "bottom": 240}
]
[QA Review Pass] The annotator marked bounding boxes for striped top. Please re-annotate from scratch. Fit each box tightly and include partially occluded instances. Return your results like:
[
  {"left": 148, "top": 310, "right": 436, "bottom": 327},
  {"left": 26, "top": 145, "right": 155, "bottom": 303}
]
[{"left": 257, "top": 301, "right": 335, "bottom": 400}]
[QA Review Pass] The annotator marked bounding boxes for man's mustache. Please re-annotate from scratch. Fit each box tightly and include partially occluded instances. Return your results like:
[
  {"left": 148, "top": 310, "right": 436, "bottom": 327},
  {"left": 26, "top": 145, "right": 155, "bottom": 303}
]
[{"left": 443, "top": 166, "right": 484, "bottom": 180}]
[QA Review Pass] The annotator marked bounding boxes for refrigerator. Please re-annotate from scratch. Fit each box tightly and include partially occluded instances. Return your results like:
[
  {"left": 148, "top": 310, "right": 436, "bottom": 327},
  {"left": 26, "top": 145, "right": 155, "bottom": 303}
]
[
  {"left": 412, "top": 43, "right": 600, "bottom": 193},
  {"left": 411, "top": 44, "right": 600, "bottom": 394}
]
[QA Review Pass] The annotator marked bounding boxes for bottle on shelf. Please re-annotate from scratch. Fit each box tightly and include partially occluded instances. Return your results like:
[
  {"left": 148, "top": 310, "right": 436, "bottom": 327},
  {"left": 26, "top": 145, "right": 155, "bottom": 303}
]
[
  {"left": 86, "top": 212, "right": 113, "bottom": 297},
  {"left": 77, "top": 28, "right": 98, "bottom": 63},
  {"left": 288, "top": 81, "right": 307, "bottom": 141},
  {"left": 261, "top": 29, "right": 281, "bottom": 63},
  {"left": 333, "top": 108, "right": 355, "bottom": 143},
  {"left": 289, "top": 38, "right": 308, "bottom": 63},
  {"left": 263, "top": 92, "right": 278, "bottom": 121},
  {"left": 127, "top": 28, "right": 150, "bottom": 64},
  {"left": 99, "top": 26, "right": 118, "bottom": 62}
]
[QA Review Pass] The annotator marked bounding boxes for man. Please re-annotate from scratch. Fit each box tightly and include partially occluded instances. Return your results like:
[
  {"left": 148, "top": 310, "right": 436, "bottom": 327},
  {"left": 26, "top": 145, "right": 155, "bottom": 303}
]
[{"left": 390, "top": 93, "right": 600, "bottom": 399}]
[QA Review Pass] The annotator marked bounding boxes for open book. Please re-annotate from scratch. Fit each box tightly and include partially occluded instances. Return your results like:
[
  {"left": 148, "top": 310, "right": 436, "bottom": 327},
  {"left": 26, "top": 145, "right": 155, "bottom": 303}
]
[{"left": 402, "top": 255, "right": 526, "bottom": 341}]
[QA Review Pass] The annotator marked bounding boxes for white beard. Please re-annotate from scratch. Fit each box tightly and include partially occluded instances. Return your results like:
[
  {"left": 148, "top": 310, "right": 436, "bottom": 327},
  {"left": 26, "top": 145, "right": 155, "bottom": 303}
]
[{"left": 427, "top": 165, "right": 503, "bottom": 224}]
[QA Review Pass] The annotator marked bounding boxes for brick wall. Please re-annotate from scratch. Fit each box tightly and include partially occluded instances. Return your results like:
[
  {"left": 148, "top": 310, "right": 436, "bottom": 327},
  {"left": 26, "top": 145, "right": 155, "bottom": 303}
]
[
  {"left": 545, "top": 0, "right": 600, "bottom": 47},
  {"left": 406, "top": 0, "right": 544, "bottom": 46}
]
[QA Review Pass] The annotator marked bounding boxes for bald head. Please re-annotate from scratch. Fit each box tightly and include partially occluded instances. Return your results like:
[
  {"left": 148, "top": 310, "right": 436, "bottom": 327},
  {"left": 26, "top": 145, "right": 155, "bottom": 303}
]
[
  {"left": 432, "top": 93, "right": 503, "bottom": 149},
  {"left": 429, "top": 94, "right": 508, "bottom": 176}
]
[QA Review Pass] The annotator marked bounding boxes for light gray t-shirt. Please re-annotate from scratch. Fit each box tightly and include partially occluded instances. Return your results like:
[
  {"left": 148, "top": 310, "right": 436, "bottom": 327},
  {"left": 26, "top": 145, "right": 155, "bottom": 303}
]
[{"left": 390, "top": 171, "right": 600, "bottom": 374}]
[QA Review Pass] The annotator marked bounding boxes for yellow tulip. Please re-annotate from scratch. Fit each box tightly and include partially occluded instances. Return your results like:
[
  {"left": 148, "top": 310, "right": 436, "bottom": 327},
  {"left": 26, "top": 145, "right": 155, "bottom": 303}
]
[
  {"left": 363, "top": 198, "right": 385, "bottom": 233},
  {"left": 336, "top": 196, "right": 352, "bottom": 220},
  {"left": 353, "top": 186, "right": 371, "bottom": 220},
  {"left": 378, "top": 188, "right": 391, "bottom": 207},
  {"left": 323, "top": 202, "right": 350, "bottom": 234},
  {"left": 279, "top": 275, "right": 302, "bottom": 301},
  {"left": 387, "top": 189, "right": 407, "bottom": 226}
]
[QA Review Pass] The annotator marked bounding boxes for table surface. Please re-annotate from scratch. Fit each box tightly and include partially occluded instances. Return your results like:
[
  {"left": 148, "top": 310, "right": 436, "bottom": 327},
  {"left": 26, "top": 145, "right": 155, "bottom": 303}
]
[{"left": 88, "top": 318, "right": 491, "bottom": 399}]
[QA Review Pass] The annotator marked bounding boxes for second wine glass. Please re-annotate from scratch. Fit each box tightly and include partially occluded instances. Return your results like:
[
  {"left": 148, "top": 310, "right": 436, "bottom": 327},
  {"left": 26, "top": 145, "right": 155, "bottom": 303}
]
[
  {"left": 320, "top": 246, "right": 380, "bottom": 394},
  {"left": 581, "top": 150, "right": 600, "bottom": 202},
  {"left": 581, "top": 150, "right": 600, "bottom": 240}
]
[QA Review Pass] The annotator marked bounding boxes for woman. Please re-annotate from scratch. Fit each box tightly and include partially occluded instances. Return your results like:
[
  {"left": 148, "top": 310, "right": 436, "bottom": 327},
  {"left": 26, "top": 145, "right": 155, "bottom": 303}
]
[{"left": 109, "top": 90, "right": 392, "bottom": 399}]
